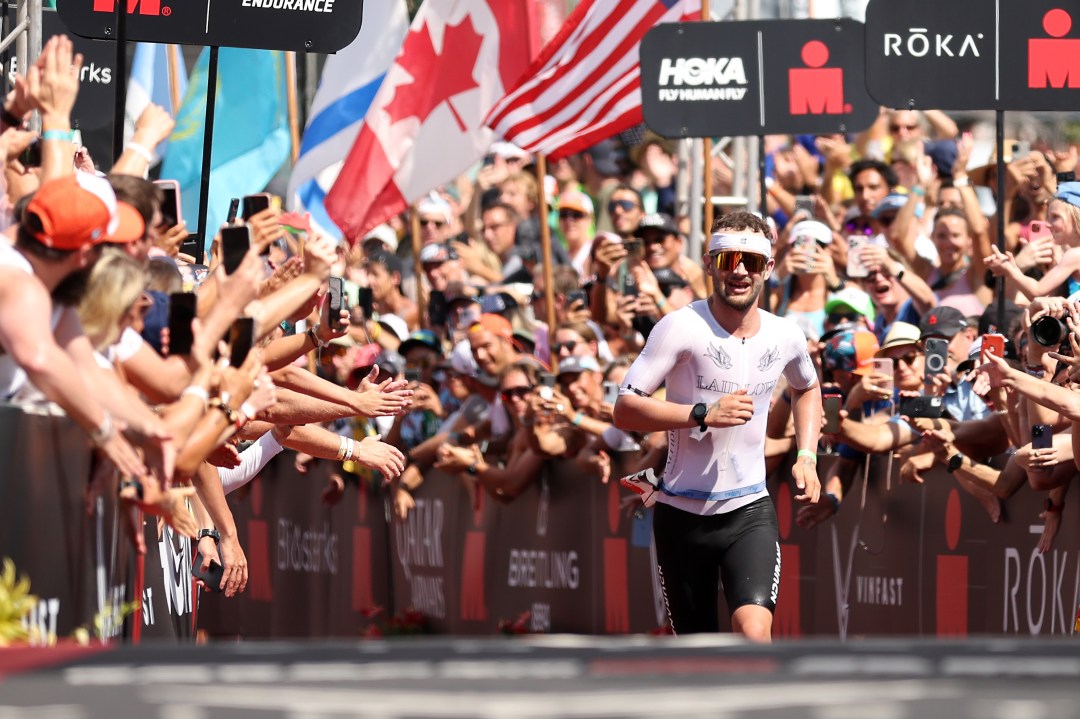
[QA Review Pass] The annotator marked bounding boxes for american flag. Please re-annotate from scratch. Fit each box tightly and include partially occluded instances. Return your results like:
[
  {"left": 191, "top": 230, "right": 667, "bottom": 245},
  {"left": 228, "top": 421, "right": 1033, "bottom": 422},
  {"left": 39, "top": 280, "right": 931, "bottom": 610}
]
[{"left": 485, "top": 0, "right": 702, "bottom": 158}]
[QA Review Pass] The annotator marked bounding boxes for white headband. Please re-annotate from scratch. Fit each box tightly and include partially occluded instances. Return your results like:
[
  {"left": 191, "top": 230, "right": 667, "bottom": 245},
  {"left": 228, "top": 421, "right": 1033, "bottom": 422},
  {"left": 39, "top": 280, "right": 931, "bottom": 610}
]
[{"left": 708, "top": 232, "right": 773, "bottom": 259}]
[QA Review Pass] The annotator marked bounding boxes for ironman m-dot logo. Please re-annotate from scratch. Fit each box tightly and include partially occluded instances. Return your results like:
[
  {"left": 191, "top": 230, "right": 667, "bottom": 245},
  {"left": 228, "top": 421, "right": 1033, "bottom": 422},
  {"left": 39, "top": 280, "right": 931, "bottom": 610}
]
[{"left": 92, "top": 0, "right": 169, "bottom": 15}]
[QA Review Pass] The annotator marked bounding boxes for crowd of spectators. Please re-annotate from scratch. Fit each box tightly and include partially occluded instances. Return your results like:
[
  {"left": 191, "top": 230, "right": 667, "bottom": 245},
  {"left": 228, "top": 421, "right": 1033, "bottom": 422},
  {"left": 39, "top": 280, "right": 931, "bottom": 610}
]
[{"left": 5, "top": 36, "right": 1080, "bottom": 604}]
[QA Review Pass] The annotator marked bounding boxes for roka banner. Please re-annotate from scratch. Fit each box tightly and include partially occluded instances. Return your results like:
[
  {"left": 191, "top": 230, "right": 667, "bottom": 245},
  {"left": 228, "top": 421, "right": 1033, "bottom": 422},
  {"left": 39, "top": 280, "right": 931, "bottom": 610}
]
[
  {"left": 640, "top": 18, "right": 878, "bottom": 138},
  {"left": 865, "top": 0, "right": 1080, "bottom": 110},
  {"left": 56, "top": 0, "right": 362, "bottom": 53}
]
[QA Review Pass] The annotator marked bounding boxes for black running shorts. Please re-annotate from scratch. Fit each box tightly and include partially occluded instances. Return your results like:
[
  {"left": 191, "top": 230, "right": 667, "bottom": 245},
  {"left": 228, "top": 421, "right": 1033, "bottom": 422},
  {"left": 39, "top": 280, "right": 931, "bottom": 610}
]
[{"left": 652, "top": 496, "right": 781, "bottom": 634}]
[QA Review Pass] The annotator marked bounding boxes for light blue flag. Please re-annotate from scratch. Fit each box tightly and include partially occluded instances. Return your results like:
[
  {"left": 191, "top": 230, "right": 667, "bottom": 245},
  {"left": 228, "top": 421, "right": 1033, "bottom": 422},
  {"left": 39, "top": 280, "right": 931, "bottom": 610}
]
[
  {"left": 161, "top": 48, "right": 291, "bottom": 251},
  {"left": 285, "top": 0, "right": 408, "bottom": 241},
  {"left": 125, "top": 42, "right": 187, "bottom": 162}
]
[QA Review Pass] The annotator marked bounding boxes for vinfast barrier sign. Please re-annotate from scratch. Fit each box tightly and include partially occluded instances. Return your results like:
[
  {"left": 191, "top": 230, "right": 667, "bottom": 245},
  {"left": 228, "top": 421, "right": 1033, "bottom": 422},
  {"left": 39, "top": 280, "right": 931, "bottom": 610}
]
[
  {"left": 640, "top": 18, "right": 877, "bottom": 138},
  {"left": 866, "top": 0, "right": 1080, "bottom": 110},
  {"left": 56, "top": 0, "right": 362, "bottom": 53}
]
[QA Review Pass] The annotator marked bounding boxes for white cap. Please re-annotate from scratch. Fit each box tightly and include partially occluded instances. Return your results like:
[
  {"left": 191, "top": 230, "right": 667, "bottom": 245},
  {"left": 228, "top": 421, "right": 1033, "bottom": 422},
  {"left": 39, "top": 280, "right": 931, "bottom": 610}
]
[
  {"left": 789, "top": 220, "right": 833, "bottom": 245},
  {"left": 375, "top": 313, "right": 409, "bottom": 342},
  {"left": 363, "top": 223, "right": 398, "bottom": 251},
  {"left": 450, "top": 339, "right": 478, "bottom": 377},
  {"left": 491, "top": 141, "right": 529, "bottom": 160},
  {"left": 707, "top": 232, "right": 773, "bottom": 259}
]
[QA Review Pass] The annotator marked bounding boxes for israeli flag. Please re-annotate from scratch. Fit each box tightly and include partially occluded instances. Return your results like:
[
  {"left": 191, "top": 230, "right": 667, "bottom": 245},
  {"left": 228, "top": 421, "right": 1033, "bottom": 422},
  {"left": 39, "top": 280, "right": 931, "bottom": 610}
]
[{"left": 287, "top": 0, "right": 409, "bottom": 241}]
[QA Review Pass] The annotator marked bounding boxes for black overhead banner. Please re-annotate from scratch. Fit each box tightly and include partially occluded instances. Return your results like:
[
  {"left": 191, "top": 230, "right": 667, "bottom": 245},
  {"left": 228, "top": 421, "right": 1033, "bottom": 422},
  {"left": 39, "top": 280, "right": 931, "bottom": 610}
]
[
  {"left": 640, "top": 18, "right": 878, "bottom": 138},
  {"left": 56, "top": 0, "right": 363, "bottom": 53},
  {"left": 866, "top": 0, "right": 1080, "bottom": 111}
]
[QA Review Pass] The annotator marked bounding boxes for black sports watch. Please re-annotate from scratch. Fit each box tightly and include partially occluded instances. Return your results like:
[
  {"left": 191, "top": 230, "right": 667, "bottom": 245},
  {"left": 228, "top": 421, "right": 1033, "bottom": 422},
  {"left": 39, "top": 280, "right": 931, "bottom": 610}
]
[
  {"left": 946, "top": 452, "right": 965, "bottom": 474},
  {"left": 691, "top": 402, "right": 709, "bottom": 432},
  {"left": 197, "top": 528, "right": 221, "bottom": 542}
]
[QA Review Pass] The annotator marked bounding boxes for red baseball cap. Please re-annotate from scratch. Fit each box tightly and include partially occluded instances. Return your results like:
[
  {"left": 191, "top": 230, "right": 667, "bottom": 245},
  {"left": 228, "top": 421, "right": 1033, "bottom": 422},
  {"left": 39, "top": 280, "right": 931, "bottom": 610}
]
[{"left": 26, "top": 172, "right": 143, "bottom": 250}]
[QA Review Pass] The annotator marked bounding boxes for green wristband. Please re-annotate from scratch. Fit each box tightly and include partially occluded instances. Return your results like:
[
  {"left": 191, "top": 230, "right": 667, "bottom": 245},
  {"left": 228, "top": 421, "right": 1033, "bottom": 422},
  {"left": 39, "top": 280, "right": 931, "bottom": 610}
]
[{"left": 797, "top": 449, "right": 818, "bottom": 464}]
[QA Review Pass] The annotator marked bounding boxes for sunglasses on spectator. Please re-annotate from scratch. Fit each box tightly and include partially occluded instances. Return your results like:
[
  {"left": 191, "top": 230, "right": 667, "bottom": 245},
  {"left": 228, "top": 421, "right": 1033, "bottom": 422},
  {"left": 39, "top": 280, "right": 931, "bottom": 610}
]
[
  {"left": 421, "top": 218, "right": 447, "bottom": 228},
  {"left": 500, "top": 386, "right": 531, "bottom": 401},
  {"left": 553, "top": 341, "right": 579, "bottom": 353},
  {"left": 559, "top": 209, "right": 586, "bottom": 220},
  {"left": 893, "top": 352, "right": 920, "bottom": 367},
  {"left": 608, "top": 199, "right": 640, "bottom": 214},
  {"left": 710, "top": 250, "right": 768, "bottom": 273},
  {"left": 889, "top": 123, "right": 918, "bottom": 132},
  {"left": 877, "top": 213, "right": 897, "bottom": 227},
  {"left": 827, "top": 312, "right": 859, "bottom": 325}
]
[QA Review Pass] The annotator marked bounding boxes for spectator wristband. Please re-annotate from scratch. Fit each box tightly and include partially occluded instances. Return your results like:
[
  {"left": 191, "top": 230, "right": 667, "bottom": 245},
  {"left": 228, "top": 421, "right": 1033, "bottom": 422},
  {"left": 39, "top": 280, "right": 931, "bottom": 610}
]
[
  {"left": 825, "top": 492, "right": 840, "bottom": 515},
  {"left": 42, "top": 130, "right": 76, "bottom": 143},
  {"left": 181, "top": 385, "right": 210, "bottom": 407},
  {"left": 119, "top": 478, "right": 144, "bottom": 501},
  {"left": 90, "top": 413, "right": 115, "bottom": 447},
  {"left": 572, "top": 412, "right": 584, "bottom": 427},
  {"left": 126, "top": 141, "right": 154, "bottom": 162},
  {"left": 209, "top": 399, "right": 237, "bottom": 425}
]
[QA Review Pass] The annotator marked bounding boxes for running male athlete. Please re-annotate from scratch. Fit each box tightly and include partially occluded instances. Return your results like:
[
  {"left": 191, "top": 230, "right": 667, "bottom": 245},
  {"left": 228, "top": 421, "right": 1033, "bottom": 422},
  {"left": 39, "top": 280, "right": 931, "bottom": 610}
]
[{"left": 614, "top": 211, "right": 822, "bottom": 642}]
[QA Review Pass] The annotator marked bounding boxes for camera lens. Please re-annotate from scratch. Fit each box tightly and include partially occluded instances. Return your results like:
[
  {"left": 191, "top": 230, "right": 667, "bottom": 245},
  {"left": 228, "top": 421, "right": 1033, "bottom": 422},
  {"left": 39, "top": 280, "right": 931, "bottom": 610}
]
[
  {"left": 1031, "top": 316, "right": 1067, "bottom": 347},
  {"left": 926, "top": 354, "right": 945, "bottom": 373}
]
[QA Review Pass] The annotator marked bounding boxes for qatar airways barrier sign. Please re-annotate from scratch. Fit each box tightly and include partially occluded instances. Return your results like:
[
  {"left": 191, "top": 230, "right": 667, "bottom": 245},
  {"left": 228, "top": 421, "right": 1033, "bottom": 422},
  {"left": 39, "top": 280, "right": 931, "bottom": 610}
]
[
  {"left": 865, "top": 0, "right": 1080, "bottom": 110},
  {"left": 640, "top": 18, "right": 878, "bottom": 138},
  {"left": 56, "top": 0, "right": 362, "bottom": 53}
]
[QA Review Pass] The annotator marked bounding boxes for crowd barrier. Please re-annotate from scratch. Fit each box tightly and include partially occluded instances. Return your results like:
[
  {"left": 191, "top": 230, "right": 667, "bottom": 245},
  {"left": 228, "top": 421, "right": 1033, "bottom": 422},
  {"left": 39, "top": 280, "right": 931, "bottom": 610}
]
[{"left": 3, "top": 404, "right": 1078, "bottom": 641}]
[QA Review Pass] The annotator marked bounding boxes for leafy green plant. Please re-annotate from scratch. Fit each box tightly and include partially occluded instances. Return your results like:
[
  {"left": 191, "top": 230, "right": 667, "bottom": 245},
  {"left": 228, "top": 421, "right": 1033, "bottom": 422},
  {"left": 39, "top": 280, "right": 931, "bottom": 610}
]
[{"left": 0, "top": 557, "right": 37, "bottom": 647}]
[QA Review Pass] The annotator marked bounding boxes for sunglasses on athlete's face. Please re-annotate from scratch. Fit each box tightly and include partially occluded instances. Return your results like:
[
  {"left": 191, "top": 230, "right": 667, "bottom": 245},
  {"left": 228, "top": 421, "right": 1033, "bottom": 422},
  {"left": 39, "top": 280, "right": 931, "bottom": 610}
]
[
  {"left": 710, "top": 250, "right": 768, "bottom": 274},
  {"left": 608, "top": 199, "right": 640, "bottom": 214}
]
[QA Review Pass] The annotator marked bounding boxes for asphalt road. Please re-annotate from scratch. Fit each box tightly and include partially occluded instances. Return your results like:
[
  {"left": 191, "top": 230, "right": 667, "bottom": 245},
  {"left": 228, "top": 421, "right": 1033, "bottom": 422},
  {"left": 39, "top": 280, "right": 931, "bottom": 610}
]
[{"left": 3, "top": 636, "right": 1080, "bottom": 718}]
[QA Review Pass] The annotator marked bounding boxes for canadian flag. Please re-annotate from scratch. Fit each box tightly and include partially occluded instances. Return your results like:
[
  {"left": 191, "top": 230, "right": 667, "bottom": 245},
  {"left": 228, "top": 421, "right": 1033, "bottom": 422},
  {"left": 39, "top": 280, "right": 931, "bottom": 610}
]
[{"left": 325, "top": 0, "right": 539, "bottom": 241}]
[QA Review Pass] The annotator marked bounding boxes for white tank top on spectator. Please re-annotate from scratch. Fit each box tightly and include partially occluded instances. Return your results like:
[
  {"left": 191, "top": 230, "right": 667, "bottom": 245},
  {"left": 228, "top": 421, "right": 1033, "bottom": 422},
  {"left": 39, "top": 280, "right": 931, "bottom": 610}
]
[
  {"left": 621, "top": 300, "right": 817, "bottom": 516},
  {"left": 0, "top": 244, "right": 63, "bottom": 400}
]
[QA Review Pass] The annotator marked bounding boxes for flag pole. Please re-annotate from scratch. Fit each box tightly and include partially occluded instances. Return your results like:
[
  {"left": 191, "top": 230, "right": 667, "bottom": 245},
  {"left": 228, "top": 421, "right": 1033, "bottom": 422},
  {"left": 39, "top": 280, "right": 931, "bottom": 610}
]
[
  {"left": 285, "top": 51, "right": 301, "bottom": 165},
  {"left": 195, "top": 47, "right": 221, "bottom": 265},
  {"left": 411, "top": 206, "right": 427, "bottom": 329},
  {"left": 701, "top": 0, "right": 713, "bottom": 240},
  {"left": 166, "top": 44, "right": 183, "bottom": 115},
  {"left": 537, "top": 154, "right": 558, "bottom": 372}
]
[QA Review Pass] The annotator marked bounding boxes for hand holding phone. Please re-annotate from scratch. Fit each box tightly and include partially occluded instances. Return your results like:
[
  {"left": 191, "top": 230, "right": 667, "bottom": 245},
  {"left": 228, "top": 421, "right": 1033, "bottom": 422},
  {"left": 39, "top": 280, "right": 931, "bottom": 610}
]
[
  {"left": 1032, "top": 424, "right": 1053, "bottom": 450},
  {"left": 242, "top": 193, "right": 272, "bottom": 221},
  {"left": 167, "top": 293, "right": 197, "bottom": 356},
  {"left": 221, "top": 224, "right": 252, "bottom": 275},
  {"left": 193, "top": 552, "right": 225, "bottom": 593},
  {"left": 846, "top": 235, "right": 868, "bottom": 278},
  {"left": 924, "top": 337, "right": 949, "bottom": 376},
  {"left": 327, "top": 276, "right": 345, "bottom": 317},
  {"left": 229, "top": 317, "right": 256, "bottom": 368},
  {"left": 981, "top": 334, "right": 1005, "bottom": 364},
  {"left": 823, "top": 393, "right": 843, "bottom": 434}
]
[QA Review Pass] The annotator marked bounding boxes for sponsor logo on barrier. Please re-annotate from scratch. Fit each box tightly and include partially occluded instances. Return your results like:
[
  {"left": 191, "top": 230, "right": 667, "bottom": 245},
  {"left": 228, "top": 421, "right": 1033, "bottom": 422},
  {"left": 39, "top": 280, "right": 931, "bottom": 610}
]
[
  {"left": 277, "top": 519, "right": 338, "bottom": 574},
  {"left": 831, "top": 523, "right": 860, "bottom": 641},
  {"left": 396, "top": 498, "right": 447, "bottom": 620},
  {"left": 531, "top": 602, "right": 551, "bottom": 633},
  {"left": 855, "top": 575, "right": 904, "bottom": 606},
  {"left": 22, "top": 597, "right": 60, "bottom": 646},
  {"left": 1002, "top": 544, "right": 1078, "bottom": 635},
  {"left": 158, "top": 525, "right": 192, "bottom": 618},
  {"left": 507, "top": 549, "right": 580, "bottom": 590}
]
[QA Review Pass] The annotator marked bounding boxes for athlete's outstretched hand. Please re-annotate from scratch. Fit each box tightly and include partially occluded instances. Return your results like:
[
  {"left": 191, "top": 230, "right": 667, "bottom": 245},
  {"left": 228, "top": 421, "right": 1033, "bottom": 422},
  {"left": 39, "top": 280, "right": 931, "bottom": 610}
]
[
  {"left": 704, "top": 389, "right": 754, "bottom": 427},
  {"left": 792, "top": 455, "right": 821, "bottom": 505}
]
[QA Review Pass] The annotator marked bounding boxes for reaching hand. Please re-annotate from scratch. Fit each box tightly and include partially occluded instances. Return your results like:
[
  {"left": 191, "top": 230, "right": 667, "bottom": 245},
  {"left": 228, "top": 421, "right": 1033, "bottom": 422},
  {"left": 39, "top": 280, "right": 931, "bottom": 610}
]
[
  {"left": 355, "top": 367, "right": 413, "bottom": 417},
  {"left": 354, "top": 435, "right": 406, "bottom": 479},
  {"left": 302, "top": 233, "right": 336, "bottom": 280},
  {"left": 217, "top": 533, "right": 249, "bottom": 597},
  {"left": 131, "top": 103, "right": 175, "bottom": 152},
  {"left": 26, "top": 36, "right": 82, "bottom": 119}
]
